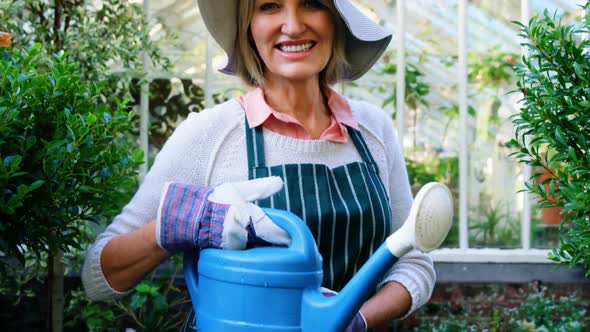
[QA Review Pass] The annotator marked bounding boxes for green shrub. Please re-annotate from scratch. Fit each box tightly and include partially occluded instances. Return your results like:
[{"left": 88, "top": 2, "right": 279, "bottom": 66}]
[
  {"left": 510, "top": 4, "right": 590, "bottom": 275},
  {"left": 0, "top": 44, "right": 143, "bottom": 265}
]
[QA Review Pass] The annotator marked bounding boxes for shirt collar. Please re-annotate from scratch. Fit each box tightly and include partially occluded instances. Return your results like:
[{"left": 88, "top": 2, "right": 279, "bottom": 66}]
[{"left": 238, "top": 87, "right": 359, "bottom": 131}]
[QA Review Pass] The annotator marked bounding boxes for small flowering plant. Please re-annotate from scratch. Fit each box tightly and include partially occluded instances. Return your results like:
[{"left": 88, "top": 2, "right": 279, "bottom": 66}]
[
  {"left": 510, "top": 4, "right": 590, "bottom": 275},
  {"left": 0, "top": 32, "right": 13, "bottom": 47}
]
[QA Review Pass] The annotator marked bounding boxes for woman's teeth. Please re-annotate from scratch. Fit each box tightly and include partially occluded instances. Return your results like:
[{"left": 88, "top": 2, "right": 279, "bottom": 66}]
[{"left": 279, "top": 43, "right": 313, "bottom": 53}]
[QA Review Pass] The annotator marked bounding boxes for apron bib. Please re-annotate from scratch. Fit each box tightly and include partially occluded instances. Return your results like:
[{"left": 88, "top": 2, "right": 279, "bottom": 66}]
[
  {"left": 181, "top": 116, "right": 393, "bottom": 331},
  {"left": 245, "top": 117, "right": 393, "bottom": 290}
]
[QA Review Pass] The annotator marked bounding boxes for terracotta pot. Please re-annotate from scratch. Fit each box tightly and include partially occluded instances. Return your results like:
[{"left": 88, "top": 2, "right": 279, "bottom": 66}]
[{"left": 536, "top": 168, "right": 566, "bottom": 225}]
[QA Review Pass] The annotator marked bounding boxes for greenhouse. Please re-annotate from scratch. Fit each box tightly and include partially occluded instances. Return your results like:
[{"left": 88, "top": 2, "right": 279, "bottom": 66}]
[{"left": 0, "top": 0, "right": 588, "bottom": 331}]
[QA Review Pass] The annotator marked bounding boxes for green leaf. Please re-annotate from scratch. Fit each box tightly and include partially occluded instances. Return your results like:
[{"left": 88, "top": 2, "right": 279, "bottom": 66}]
[
  {"left": 135, "top": 283, "right": 151, "bottom": 294},
  {"left": 87, "top": 114, "right": 97, "bottom": 126},
  {"left": 132, "top": 148, "right": 144, "bottom": 163},
  {"left": 3, "top": 155, "right": 22, "bottom": 170},
  {"left": 573, "top": 62, "right": 585, "bottom": 78},
  {"left": 28, "top": 180, "right": 45, "bottom": 191},
  {"left": 129, "top": 293, "right": 147, "bottom": 310},
  {"left": 554, "top": 127, "right": 567, "bottom": 146}
]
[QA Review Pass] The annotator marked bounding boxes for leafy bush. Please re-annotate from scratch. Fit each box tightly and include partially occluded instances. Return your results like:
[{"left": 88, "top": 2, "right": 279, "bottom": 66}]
[
  {"left": 510, "top": 4, "right": 590, "bottom": 275},
  {"left": 0, "top": 44, "right": 143, "bottom": 265}
]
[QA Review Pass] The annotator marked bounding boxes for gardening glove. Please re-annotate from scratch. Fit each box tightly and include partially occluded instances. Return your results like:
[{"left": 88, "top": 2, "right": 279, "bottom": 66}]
[
  {"left": 321, "top": 287, "right": 367, "bottom": 332},
  {"left": 156, "top": 176, "right": 291, "bottom": 251}
]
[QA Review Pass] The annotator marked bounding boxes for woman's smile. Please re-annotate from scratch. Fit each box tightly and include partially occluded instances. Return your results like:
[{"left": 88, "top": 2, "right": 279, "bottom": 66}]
[
  {"left": 275, "top": 39, "right": 317, "bottom": 58},
  {"left": 276, "top": 40, "right": 315, "bottom": 52}
]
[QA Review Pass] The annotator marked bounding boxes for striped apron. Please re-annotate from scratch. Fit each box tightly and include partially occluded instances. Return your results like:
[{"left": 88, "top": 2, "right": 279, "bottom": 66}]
[{"left": 181, "top": 117, "right": 393, "bottom": 331}]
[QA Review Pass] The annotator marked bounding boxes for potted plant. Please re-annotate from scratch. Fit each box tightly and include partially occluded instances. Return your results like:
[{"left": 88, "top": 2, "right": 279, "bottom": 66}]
[
  {"left": 534, "top": 165, "right": 567, "bottom": 225},
  {"left": 510, "top": 4, "right": 590, "bottom": 274}
]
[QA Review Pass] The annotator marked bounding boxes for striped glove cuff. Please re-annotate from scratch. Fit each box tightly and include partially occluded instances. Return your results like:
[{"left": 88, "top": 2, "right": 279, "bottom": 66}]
[
  {"left": 157, "top": 182, "right": 230, "bottom": 251},
  {"left": 346, "top": 311, "right": 367, "bottom": 332}
]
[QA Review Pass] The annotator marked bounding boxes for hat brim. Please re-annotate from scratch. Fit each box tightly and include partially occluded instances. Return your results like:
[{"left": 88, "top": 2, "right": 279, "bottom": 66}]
[{"left": 197, "top": 0, "right": 392, "bottom": 81}]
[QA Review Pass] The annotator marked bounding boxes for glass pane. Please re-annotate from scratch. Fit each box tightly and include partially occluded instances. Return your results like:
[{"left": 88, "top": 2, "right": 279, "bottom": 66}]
[
  {"left": 342, "top": 0, "right": 463, "bottom": 247},
  {"left": 465, "top": 0, "right": 522, "bottom": 248}
]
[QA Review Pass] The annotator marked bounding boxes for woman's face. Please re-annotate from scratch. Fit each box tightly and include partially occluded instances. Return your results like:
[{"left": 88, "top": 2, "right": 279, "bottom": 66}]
[{"left": 250, "top": 0, "right": 335, "bottom": 84}]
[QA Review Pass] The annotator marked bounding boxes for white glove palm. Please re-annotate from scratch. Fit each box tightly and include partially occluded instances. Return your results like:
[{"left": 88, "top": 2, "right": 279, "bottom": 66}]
[{"left": 209, "top": 176, "right": 291, "bottom": 250}]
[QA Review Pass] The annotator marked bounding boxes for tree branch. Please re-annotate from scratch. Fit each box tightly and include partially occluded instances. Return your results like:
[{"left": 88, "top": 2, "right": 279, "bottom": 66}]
[{"left": 54, "top": 0, "right": 63, "bottom": 50}]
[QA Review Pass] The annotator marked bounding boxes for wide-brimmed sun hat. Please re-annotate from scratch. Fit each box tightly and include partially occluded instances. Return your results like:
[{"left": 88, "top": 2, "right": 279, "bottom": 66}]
[{"left": 197, "top": 0, "right": 392, "bottom": 81}]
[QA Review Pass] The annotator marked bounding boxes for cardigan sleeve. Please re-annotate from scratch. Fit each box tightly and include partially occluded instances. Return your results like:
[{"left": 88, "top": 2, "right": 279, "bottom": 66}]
[{"left": 376, "top": 109, "right": 436, "bottom": 319}]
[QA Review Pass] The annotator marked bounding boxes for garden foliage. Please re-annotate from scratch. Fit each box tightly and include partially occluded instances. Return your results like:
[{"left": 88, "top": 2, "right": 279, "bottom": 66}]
[
  {"left": 512, "top": 4, "right": 590, "bottom": 275},
  {"left": 0, "top": 0, "right": 172, "bottom": 106},
  {"left": 0, "top": 44, "right": 143, "bottom": 265},
  {"left": 510, "top": 4, "right": 590, "bottom": 275}
]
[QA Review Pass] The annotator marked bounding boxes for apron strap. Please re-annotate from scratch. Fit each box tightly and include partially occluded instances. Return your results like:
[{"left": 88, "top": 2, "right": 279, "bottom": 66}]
[
  {"left": 245, "top": 114, "right": 268, "bottom": 179},
  {"left": 347, "top": 127, "right": 380, "bottom": 174}
]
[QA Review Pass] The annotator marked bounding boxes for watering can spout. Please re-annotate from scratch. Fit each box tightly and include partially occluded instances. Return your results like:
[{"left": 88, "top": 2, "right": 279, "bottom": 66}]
[
  {"left": 301, "top": 243, "right": 400, "bottom": 331},
  {"left": 302, "top": 182, "right": 453, "bottom": 331}
]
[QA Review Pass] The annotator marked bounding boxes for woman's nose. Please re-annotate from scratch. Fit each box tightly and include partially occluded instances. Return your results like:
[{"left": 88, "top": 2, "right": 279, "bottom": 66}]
[{"left": 281, "top": 9, "right": 306, "bottom": 36}]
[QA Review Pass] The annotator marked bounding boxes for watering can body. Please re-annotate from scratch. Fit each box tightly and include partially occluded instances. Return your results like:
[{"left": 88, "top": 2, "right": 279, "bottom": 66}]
[{"left": 184, "top": 208, "right": 399, "bottom": 332}]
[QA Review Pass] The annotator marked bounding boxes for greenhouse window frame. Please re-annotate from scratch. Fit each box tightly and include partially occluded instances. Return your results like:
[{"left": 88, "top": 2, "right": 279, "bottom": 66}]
[{"left": 394, "top": 0, "right": 545, "bottom": 259}]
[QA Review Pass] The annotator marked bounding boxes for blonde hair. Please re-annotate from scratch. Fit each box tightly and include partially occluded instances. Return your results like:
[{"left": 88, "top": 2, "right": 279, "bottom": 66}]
[{"left": 236, "top": 0, "right": 349, "bottom": 88}]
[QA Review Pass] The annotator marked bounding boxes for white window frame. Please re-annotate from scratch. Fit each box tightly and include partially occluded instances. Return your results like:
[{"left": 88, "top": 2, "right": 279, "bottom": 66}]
[{"left": 394, "top": 0, "right": 553, "bottom": 264}]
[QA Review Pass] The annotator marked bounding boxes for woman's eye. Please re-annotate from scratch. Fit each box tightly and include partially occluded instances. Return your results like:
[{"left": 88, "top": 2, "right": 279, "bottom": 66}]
[{"left": 259, "top": 2, "right": 280, "bottom": 11}]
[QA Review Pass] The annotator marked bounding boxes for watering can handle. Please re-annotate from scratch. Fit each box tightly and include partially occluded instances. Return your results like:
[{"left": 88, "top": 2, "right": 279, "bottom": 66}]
[{"left": 261, "top": 208, "right": 318, "bottom": 259}]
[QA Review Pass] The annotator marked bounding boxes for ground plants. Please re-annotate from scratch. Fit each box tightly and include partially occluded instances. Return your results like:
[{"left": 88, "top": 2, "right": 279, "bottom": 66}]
[
  {"left": 415, "top": 285, "right": 587, "bottom": 332},
  {"left": 65, "top": 256, "right": 190, "bottom": 332},
  {"left": 506, "top": 287, "right": 587, "bottom": 332},
  {"left": 510, "top": 4, "right": 590, "bottom": 275}
]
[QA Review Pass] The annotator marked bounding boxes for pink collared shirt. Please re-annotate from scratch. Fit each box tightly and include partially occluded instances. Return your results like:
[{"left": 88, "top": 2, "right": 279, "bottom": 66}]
[{"left": 237, "top": 87, "right": 359, "bottom": 143}]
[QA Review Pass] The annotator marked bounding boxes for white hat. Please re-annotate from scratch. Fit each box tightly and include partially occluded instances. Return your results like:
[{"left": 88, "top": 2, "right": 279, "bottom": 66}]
[{"left": 197, "top": 0, "right": 392, "bottom": 81}]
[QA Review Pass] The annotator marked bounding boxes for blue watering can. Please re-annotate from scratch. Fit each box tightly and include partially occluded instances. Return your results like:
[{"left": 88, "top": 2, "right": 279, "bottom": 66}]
[{"left": 184, "top": 182, "right": 453, "bottom": 332}]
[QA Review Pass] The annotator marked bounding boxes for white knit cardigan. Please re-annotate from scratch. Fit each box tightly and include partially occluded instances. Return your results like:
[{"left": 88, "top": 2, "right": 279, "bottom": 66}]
[{"left": 82, "top": 98, "right": 435, "bottom": 317}]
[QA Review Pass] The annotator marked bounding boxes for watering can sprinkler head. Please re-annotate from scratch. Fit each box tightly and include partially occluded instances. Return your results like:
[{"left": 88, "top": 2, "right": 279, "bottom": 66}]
[{"left": 386, "top": 182, "right": 454, "bottom": 257}]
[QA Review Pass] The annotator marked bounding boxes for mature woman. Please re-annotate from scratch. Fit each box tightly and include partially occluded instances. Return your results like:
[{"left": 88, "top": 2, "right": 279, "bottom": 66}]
[{"left": 82, "top": 0, "right": 435, "bottom": 331}]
